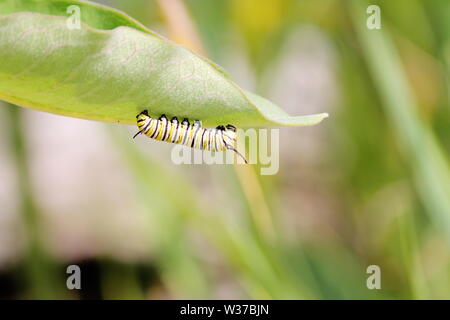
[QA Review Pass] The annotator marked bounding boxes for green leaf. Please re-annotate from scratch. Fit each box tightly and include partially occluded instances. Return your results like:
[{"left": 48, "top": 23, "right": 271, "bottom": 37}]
[{"left": 0, "top": 0, "right": 328, "bottom": 127}]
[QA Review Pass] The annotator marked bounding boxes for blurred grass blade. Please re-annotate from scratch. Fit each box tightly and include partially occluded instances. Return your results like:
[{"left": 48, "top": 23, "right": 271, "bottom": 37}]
[
  {"left": 0, "top": 0, "right": 328, "bottom": 127},
  {"left": 350, "top": 1, "right": 450, "bottom": 242}
]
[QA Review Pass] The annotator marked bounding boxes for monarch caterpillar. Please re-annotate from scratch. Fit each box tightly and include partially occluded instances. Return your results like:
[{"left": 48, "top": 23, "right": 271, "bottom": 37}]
[{"left": 134, "top": 110, "right": 247, "bottom": 163}]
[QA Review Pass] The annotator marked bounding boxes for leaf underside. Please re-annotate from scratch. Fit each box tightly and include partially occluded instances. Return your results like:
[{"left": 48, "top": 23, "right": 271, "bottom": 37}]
[{"left": 0, "top": 0, "right": 328, "bottom": 128}]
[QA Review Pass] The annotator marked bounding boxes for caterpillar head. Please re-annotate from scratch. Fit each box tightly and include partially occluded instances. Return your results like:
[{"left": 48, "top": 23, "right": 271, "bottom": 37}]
[
  {"left": 224, "top": 125, "right": 237, "bottom": 142},
  {"left": 225, "top": 124, "right": 236, "bottom": 132},
  {"left": 222, "top": 124, "right": 247, "bottom": 164},
  {"left": 221, "top": 124, "right": 237, "bottom": 146},
  {"left": 216, "top": 124, "right": 236, "bottom": 133}
]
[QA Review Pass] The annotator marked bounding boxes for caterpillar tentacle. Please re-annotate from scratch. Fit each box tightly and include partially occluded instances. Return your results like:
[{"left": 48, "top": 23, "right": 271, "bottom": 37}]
[{"left": 134, "top": 110, "right": 247, "bottom": 163}]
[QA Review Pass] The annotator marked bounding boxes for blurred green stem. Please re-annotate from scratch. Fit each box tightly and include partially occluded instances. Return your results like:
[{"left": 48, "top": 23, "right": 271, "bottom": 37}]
[{"left": 233, "top": 165, "right": 276, "bottom": 241}]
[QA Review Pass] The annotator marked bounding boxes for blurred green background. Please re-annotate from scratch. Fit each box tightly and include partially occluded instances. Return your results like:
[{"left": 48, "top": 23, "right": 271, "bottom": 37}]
[{"left": 0, "top": 0, "right": 449, "bottom": 299}]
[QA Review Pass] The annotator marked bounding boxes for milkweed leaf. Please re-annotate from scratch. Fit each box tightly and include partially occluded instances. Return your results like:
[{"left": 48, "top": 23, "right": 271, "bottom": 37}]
[{"left": 0, "top": 0, "right": 328, "bottom": 127}]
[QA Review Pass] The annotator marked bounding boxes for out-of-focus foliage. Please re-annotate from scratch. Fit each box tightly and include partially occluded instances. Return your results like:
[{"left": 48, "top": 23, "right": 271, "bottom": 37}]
[{"left": 0, "top": 0, "right": 449, "bottom": 299}]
